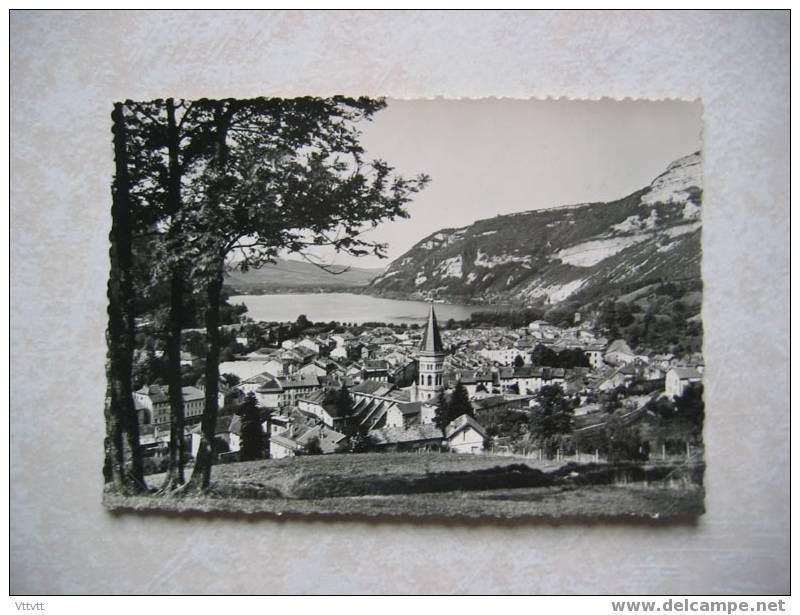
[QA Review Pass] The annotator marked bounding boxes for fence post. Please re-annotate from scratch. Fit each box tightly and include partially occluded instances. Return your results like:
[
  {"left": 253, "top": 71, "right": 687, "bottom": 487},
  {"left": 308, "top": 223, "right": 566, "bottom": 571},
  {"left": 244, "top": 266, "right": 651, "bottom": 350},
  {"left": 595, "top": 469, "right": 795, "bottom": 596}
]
[{"left": 595, "top": 449, "right": 599, "bottom": 462}]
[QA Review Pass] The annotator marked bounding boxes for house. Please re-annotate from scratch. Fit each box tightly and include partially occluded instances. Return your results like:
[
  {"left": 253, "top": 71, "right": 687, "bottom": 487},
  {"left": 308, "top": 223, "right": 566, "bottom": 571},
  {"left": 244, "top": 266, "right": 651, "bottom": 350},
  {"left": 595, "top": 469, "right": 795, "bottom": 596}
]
[
  {"left": 363, "top": 359, "right": 390, "bottom": 382},
  {"left": 652, "top": 353, "right": 678, "bottom": 371},
  {"left": 270, "top": 433, "right": 303, "bottom": 459},
  {"left": 332, "top": 332, "right": 358, "bottom": 348},
  {"left": 385, "top": 401, "right": 424, "bottom": 428},
  {"left": 511, "top": 365, "right": 538, "bottom": 394},
  {"left": 298, "top": 358, "right": 336, "bottom": 378},
  {"left": 683, "top": 353, "right": 705, "bottom": 374},
  {"left": 296, "top": 389, "right": 334, "bottom": 422},
  {"left": 367, "top": 423, "right": 444, "bottom": 452},
  {"left": 297, "top": 389, "right": 361, "bottom": 433},
  {"left": 497, "top": 366, "right": 516, "bottom": 390},
  {"left": 330, "top": 345, "right": 348, "bottom": 360},
  {"left": 137, "top": 424, "right": 171, "bottom": 459},
  {"left": 665, "top": 367, "right": 703, "bottom": 398},
  {"left": 604, "top": 339, "right": 636, "bottom": 366},
  {"left": 527, "top": 320, "right": 560, "bottom": 340},
  {"left": 455, "top": 371, "right": 479, "bottom": 397},
  {"left": 255, "top": 373, "right": 322, "bottom": 409},
  {"left": 189, "top": 415, "right": 241, "bottom": 459},
  {"left": 444, "top": 414, "right": 488, "bottom": 454},
  {"left": 266, "top": 412, "right": 291, "bottom": 437},
  {"left": 478, "top": 347, "right": 527, "bottom": 365},
  {"left": 269, "top": 423, "right": 347, "bottom": 458},
  {"left": 265, "top": 358, "right": 287, "bottom": 377},
  {"left": 255, "top": 378, "right": 283, "bottom": 409},
  {"left": 237, "top": 372, "right": 274, "bottom": 395},
  {"left": 419, "top": 401, "right": 437, "bottom": 425},
  {"left": 290, "top": 345, "right": 317, "bottom": 365},
  {"left": 295, "top": 424, "right": 348, "bottom": 454},
  {"left": 219, "top": 359, "right": 274, "bottom": 382},
  {"left": 598, "top": 370, "right": 629, "bottom": 391},
  {"left": 351, "top": 379, "right": 396, "bottom": 398},
  {"left": 195, "top": 375, "right": 236, "bottom": 403},
  {"left": 584, "top": 343, "right": 606, "bottom": 369},
  {"left": 133, "top": 384, "right": 212, "bottom": 426},
  {"left": 180, "top": 351, "right": 200, "bottom": 367},
  {"left": 471, "top": 394, "right": 523, "bottom": 413},
  {"left": 542, "top": 367, "right": 566, "bottom": 388},
  {"left": 452, "top": 369, "right": 495, "bottom": 397}
]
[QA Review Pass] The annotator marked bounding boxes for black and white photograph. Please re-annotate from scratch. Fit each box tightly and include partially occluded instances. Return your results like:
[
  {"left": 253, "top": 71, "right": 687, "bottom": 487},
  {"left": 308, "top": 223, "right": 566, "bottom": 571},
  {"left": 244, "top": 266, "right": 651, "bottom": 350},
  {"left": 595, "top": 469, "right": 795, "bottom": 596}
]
[
  {"left": 103, "top": 97, "right": 706, "bottom": 519},
  {"left": 11, "top": 8, "right": 790, "bottom": 599}
]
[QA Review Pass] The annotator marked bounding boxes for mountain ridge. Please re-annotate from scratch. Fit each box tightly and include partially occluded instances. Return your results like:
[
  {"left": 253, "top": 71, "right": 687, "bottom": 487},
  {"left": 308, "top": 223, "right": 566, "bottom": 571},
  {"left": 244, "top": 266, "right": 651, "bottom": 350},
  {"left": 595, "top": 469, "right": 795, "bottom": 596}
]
[
  {"left": 367, "top": 151, "right": 702, "bottom": 308},
  {"left": 225, "top": 258, "right": 384, "bottom": 293}
]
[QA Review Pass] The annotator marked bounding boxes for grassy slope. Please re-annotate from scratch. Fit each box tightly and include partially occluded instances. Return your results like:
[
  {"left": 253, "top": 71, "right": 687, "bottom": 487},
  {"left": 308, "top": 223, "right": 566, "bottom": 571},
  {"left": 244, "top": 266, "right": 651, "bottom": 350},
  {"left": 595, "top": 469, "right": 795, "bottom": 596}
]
[{"left": 105, "top": 452, "right": 704, "bottom": 520}]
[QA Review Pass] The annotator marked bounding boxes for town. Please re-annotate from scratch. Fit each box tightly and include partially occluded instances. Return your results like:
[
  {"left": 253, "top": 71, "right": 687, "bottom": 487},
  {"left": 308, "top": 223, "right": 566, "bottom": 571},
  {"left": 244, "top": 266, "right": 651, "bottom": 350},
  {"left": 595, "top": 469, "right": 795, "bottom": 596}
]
[{"left": 131, "top": 301, "right": 705, "bottom": 475}]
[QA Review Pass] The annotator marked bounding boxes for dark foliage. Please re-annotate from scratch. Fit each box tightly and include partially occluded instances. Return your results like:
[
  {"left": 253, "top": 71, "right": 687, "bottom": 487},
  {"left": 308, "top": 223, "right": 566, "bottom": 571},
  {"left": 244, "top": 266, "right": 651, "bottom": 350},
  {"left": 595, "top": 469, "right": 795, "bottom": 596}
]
[
  {"left": 530, "top": 385, "right": 574, "bottom": 457},
  {"left": 237, "top": 393, "right": 265, "bottom": 462},
  {"left": 433, "top": 390, "right": 450, "bottom": 431},
  {"left": 448, "top": 381, "right": 474, "bottom": 420},
  {"left": 469, "top": 307, "right": 546, "bottom": 329},
  {"left": 530, "top": 344, "right": 590, "bottom": 369}
]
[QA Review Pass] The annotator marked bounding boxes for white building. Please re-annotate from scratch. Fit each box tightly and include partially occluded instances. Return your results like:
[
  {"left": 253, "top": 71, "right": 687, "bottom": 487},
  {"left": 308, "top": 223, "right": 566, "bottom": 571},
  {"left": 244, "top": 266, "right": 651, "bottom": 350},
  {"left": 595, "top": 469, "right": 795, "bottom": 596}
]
[
  {"left": 133, "top": 384, "right": 215, "bottom": 426},
  {"left": 445, "top": 414, "right": 488, "bottom": 454},
  {"left": 604, "top": 339, "right": 636, "bottom": 366},
  {"left": 665, "top": 367, "right": 703, "bottom": 398}
]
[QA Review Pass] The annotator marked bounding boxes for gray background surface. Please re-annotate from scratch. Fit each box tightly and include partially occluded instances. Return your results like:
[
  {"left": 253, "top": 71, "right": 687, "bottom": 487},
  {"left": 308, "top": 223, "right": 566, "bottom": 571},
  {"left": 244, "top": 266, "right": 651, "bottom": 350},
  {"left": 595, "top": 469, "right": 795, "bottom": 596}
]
[{"left": 10, "top": 10, "right": 790, "bottom": 595}]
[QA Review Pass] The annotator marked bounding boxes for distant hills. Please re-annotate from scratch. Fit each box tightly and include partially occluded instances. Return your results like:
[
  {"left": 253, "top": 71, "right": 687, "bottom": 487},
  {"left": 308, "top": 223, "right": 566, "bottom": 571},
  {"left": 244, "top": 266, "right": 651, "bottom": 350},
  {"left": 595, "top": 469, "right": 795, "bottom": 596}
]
[
  {"left": 224, "top": 258, "right": 383, "bottom": 293},
  {"left": 367, "top": 152, "right": 702, "bottom": 309}
]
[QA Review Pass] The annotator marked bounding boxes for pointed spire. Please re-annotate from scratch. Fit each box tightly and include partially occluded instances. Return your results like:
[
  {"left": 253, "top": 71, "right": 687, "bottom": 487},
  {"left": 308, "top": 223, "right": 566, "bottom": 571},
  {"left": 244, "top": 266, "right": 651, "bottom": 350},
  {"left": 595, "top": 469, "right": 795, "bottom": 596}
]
[{"left": 419, "top": 302, "right": 444, "bottom": 355}]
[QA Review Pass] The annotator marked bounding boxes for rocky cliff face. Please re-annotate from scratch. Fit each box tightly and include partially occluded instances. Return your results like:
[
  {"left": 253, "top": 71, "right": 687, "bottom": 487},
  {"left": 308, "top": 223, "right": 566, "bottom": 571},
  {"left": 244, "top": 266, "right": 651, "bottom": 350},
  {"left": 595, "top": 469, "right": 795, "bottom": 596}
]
[{"left": 368, "top": 152, "right": 702, "bottom": 306}]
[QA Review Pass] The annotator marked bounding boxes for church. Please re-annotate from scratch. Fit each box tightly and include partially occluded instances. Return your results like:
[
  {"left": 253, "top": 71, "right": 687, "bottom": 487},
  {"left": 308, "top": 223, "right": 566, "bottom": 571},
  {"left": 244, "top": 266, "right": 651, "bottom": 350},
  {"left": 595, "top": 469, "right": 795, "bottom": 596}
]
[
  {"left": 411, "top": 301, "right": 446, "bottom": 402},
  {"left": 281, "top": 302, "right": 488, "bottom": 454},
  {"left": 298, "top": 302, "right": 447, "bottom": 431}
]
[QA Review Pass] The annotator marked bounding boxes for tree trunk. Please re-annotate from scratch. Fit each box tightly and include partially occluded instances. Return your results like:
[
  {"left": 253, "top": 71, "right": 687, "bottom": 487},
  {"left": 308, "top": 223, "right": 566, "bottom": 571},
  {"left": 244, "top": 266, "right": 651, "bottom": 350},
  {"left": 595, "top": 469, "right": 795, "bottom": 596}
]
[
  {"left": 187, "top": 101, "right": 230, "bottom": 490},
  {"left": 162, "top": 267, "right": 186, "bottom": 489},
  {"left": 188, "top": 262, "right": 224, "bottom": 489},
  {"left": 106, "top": 102, "right": 145, "bottom": 494},
  {"left": 161, "top": 97, "right": 186, "bottom": 490}
]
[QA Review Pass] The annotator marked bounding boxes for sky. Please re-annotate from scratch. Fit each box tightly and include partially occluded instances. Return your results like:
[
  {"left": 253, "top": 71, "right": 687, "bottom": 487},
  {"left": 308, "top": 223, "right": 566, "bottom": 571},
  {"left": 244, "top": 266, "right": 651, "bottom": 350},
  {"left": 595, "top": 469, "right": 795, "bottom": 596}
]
[{"left": 304, "top": 98, "right": 702, "bottom": 270}]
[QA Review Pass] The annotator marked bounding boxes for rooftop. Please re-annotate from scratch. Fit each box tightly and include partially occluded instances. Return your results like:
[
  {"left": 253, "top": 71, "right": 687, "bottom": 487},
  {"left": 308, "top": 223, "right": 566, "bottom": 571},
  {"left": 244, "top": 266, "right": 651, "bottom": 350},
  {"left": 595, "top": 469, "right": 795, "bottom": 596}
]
[{"left": 418, "top": 303, "right": 444, "bottom": 355}]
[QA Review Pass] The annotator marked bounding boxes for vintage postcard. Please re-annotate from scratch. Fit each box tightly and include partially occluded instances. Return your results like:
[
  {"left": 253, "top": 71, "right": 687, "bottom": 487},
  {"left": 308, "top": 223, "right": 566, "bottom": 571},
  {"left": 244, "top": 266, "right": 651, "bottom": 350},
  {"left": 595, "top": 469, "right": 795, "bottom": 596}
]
[{"left": 102, "top": 97, "right": 705, "bottom": 519}]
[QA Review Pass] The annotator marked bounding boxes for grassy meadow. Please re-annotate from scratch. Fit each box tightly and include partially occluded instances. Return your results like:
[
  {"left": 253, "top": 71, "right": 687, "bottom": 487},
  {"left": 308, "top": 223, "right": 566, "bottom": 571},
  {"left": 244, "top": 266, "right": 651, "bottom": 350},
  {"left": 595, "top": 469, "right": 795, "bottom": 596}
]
[{"left": 105, "top": 452, "right": 704, "bottom": 520}]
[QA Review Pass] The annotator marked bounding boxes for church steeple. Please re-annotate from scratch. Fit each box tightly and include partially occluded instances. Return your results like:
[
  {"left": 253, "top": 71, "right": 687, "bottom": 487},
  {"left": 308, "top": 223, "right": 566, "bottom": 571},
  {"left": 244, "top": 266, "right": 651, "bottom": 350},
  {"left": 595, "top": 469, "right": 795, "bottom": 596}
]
[
  {"left": 419, "top": 302, "right": 444, "bottom": 355},
  {"left": 417, "top": 302, "right": 445, "bottom": 401}
]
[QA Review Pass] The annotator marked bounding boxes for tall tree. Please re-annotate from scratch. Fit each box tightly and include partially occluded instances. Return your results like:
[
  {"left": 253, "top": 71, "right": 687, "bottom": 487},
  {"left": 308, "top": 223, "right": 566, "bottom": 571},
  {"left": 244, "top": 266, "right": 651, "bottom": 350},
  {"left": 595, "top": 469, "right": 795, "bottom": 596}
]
[
  {"left": 448, "top": 381, "right": 474, "bottom": 420},
  {"left": 105, "top": 103, "right": 145, "bottom": 493},
  {"left": 335, "top": 384, "right": 354, "bottom": 418},
  {"left": 433, "top": 390, "right": 450, "bottom": 431},
  {"left": 124, "top": 98, "right": 213, "bottom": 489},
  {"left": 161, "top": 97, "right": 189, "bottom": 489},
  {"left": 183, "top": 97, "right": 429, "bottom": 489},
  {"left": 237, "top": 393, "right": 265, "bottom": 462},
  {"left": 530, "top": 384, "right": 574, "bottom": 458}
]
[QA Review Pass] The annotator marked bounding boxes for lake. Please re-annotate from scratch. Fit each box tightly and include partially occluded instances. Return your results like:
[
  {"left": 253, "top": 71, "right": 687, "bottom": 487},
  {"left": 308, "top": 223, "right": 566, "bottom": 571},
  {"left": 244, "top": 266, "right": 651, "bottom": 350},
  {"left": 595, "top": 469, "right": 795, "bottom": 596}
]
[{"left": 229, "top": 292, "right": 494, "bottom": 325}]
